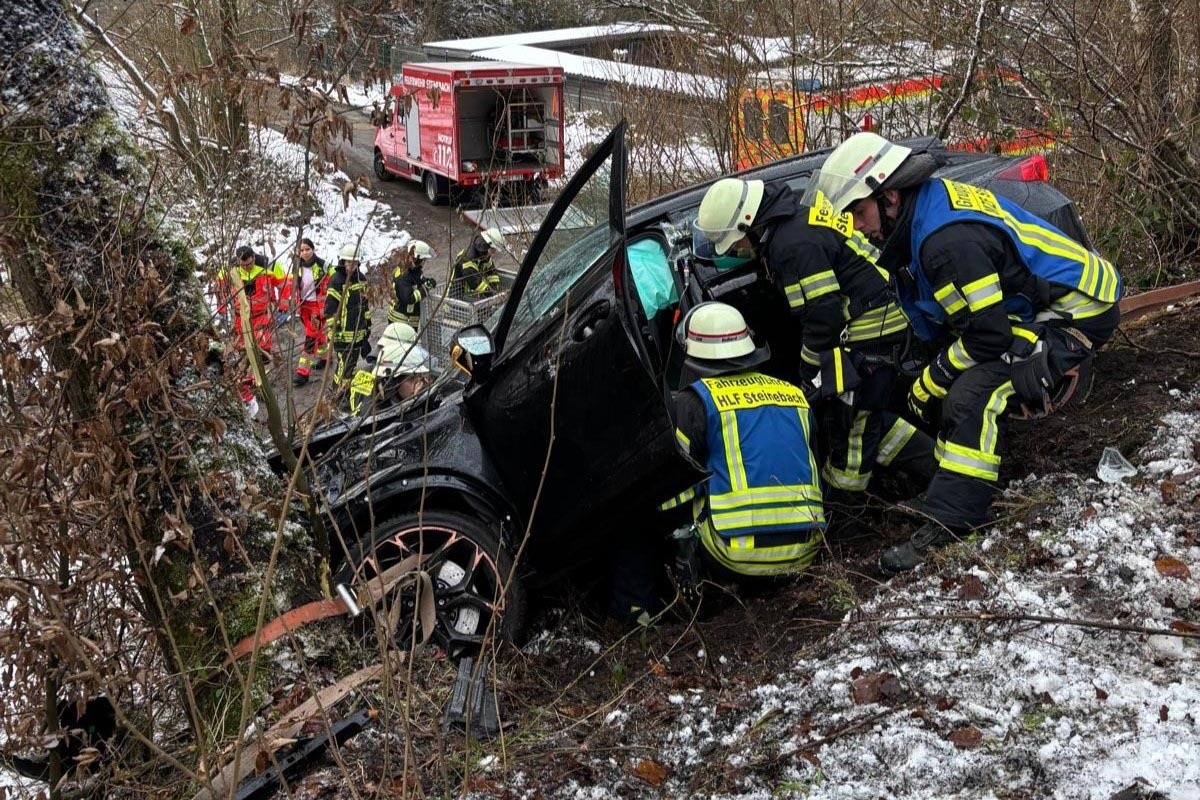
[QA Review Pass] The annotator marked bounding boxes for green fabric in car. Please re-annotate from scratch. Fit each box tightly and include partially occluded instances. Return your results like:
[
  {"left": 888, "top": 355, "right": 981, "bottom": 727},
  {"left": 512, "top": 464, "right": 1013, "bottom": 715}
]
[{"left": 628, "top": 238, "right": 678, "bottom": 317}]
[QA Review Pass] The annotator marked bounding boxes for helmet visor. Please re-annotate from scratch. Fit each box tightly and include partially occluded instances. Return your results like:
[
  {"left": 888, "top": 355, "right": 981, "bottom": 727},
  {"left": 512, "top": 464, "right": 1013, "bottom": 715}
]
[{"left": 692, "top": 226, "right": 754, "bottom": 272}]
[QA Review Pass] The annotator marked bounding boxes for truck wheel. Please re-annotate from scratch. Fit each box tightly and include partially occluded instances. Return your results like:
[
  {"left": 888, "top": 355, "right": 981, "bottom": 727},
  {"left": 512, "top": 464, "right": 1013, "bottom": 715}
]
[
  {"left": 423, "top": 171, "right": 448, "bottom": 205},
  {"left": 373, "top": 149, "right": 393, "bottom": 182},
  {"left": 350, "top": 510, "right": 527, "bottom": 658}
]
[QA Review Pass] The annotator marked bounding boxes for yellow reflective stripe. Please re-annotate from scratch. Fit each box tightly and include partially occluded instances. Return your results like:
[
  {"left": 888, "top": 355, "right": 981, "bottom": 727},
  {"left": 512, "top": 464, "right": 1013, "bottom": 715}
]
[
  {"left": 697, "top": 518, "right": 821, "bottom": 575},
  {"left": 708, "top": 484, "right": 824, "bottom": 508},
  {"left": 720, "top": 410, "right": 746, "bottom": 492},
  {"left": 801, "top": 345, "right": 820, "bottom": 366},
  {"left": 980, "top": 381, "right": 1016, "bottom": 456},
  {"left": 658, "top": 486, "right": 697, "bottom": 511},
  {"left": 846, "top": 304, "right": 909, "bottom": 340},
  {"left": 961, "top": 274, "right": 1002, "bottom": 312},
  {"left": 786, "top": 282, "right": 806, "bottom": 308},
  {"left": 823, "top": 411, "right": 871, "bottom": 490},
  {"left": 1050, "top": 291, "right": 1114, "bottom": 321},
  {"left": 846, "top": 231, "right": 880, "bottom": 263},
  {"left": 710, "top": 505, "right": 826, "bottom": 530},
  {"left": 936, "top": 439, "right": 1001, "bottom": 481},
  {"left": 674, "top": 427, "right": 691, "bottom": 451},
  {"left": 920, "top": 367, "right": 948, "bottom": 399},
  {"left": 798, "top": 407, "right": 821, "bottom": 480},
  {"left": 934, "top": 283, "right": 968, "bottom": 316},
  {"left": 876, "top": 417, "right": 917, "bottom": 466},
  {"left": 947, "top": 339, "right": 978, "bottom": 371},
  {"left": 1012, "top": 326, "right": 1039, "bottom": 344},
  {"left": 833, "top": 348, "right": 845, "bottom": 392},
  {"left": 800, "top": 270, "right": 840, "bottom": 300}
]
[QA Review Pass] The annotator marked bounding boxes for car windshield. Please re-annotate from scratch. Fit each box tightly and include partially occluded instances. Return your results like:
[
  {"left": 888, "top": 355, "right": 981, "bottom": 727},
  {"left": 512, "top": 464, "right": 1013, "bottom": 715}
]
[{"left": 503, "top": 149, "right": 616, "bottom": 344}]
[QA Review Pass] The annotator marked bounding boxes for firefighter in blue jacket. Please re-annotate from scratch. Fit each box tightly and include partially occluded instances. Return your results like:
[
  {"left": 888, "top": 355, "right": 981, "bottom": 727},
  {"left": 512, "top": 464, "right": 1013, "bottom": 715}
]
[
  {"left": 692, "top": 178, "right": 937, "bottom": 533},
  {"left": 660, "top": 302, "right": 826, "bottom": 584},
  {"left": 813, "top": 132, "right": 1122, "bottom": 572}
]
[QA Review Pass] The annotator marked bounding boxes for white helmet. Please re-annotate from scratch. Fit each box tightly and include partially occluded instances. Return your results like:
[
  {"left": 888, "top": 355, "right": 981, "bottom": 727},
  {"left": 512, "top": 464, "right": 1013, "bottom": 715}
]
[
  {"left": 408, "top": 240, "right": 436, "bottom": 261},
  {"left": 339, "top": 243, "right": 361, "bottom": 262},
  {"left": 374, "top": 322, "right": 431, "bottom": 376},
  {"left": 683, "top": 302, "right": 757, "bottom": 361},
  {"left": 480, "top": 228, "right": 504, "bottom": 248},
  {"left": 813, "top": 132, "right": 913, "bottom": 212},
  {"left": 694, "top": 178, "right": 765, "bottom": 256}
]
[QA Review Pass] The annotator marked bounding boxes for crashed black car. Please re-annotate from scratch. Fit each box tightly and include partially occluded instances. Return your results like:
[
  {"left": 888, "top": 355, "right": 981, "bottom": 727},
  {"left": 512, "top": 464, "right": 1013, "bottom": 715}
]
[{"left": 302, "top": 124, "right": 1093, "bottom": 654}]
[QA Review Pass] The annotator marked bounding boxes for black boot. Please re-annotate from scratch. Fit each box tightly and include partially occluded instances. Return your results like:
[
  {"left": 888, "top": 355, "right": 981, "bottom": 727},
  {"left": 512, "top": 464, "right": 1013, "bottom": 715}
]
[{"left": 879, "top": 522, "right": 962, "bottom": 574}]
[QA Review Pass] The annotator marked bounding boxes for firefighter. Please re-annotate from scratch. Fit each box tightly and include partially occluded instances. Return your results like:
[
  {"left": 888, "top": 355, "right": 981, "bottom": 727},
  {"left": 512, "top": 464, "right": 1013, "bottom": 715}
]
[
  {"left": 347, "top": 321, "right": 433, "bottom": 416},
  {"left": 812, "top": 131, "right": 1123, "bottom": 572},
  {"left": 692, "top": 178, "right": 937, "bottom": 531},
  {"left": 659, "top": 302, "right": 826, "bottom": 586},
  {"left": 324, "top": 244, "right": 372, "bottom": 395},
  {"left": 277, "top": 238, "right": 331, "bottom": 387},
  {"left": 217, "top": 245, "right": 285, "bottom": 412},
  {"left": 389, "top": 240, "right": 438, "bottom": 329},
  {"left": 451, "top": 227, "right": 504, "bottom": 298}
]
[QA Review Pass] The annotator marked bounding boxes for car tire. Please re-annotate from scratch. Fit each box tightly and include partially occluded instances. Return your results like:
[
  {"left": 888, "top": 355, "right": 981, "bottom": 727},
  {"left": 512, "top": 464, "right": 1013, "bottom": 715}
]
[
  {"left": 423, "top": 171, "right": 448, "bottom": 205},
  {"left": 373, "top": 149, "right": 393, "bottom": 182},
  {"left": 350, "top": 510, "right": 526, "bottom": 657}
]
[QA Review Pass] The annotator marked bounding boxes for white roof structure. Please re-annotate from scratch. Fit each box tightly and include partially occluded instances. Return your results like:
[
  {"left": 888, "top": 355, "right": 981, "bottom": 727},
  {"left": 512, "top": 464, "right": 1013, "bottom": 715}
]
[
  {"left": 471, "top": 43, "right": 724, "bottom": 99},
  {"left": 423, "top": 22, "right": 674, "bottom": 55}
]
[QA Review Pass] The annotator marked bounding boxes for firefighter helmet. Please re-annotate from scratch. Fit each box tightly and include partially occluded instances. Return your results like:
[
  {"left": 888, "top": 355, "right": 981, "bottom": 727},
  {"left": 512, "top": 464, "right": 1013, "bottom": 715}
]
[
  {"left": 694, "top": 178, "right": 765, "bottom": 256},
  {"left": 481, "top": 228, "right": 504, "bottom": 248},
  {"left": 813, "top": 132, "right": 913, "bottom": 212},
  {"left": 683, "top": 302, "right": 756, "bottom": 360},
  {"left": 339, "top": 243, "right": 361, "bottom": 262},
  {"left": 374, "top": 322, "right": 431, "bottom": 377},
  {"left": 409, "top": 240, "right": 436, "bottom": 262}
]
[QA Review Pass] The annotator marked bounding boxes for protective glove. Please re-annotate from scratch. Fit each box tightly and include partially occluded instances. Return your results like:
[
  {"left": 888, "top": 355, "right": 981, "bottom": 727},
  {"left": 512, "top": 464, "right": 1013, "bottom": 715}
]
[
  {"left": 421, "top": 277, "right": 438, "bottom": 290},
  {"left": 669, "top": 526, "right": 704, "bottom": 605},
  {"left": 907, "top": 366, "right": 948, "bottom": 424}
]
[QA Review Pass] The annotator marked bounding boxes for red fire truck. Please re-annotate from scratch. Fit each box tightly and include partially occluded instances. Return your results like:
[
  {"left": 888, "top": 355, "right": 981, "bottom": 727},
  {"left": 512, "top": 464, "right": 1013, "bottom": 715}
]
[{"left": 373, "top": 61, "right": 566, "bottom": 205}]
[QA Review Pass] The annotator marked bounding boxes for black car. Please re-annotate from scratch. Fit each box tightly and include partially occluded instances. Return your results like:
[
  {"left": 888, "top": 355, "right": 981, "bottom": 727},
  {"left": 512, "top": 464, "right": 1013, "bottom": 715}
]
[{"left": 304, "top": 124, "right": 1092, "bottom": 654}]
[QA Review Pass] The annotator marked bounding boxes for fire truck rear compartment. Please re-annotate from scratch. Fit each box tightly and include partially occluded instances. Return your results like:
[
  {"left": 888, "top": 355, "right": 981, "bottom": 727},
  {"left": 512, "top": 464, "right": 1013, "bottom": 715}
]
[{"left": 457, "top": 87, "right": 562, "bottom": 170}]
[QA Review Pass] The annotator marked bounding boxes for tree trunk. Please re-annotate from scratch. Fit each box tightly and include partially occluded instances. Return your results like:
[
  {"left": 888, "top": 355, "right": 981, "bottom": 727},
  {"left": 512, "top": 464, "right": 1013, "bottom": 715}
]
[{"left": 0, "top": 0, "right": 323, "bottom": 783}]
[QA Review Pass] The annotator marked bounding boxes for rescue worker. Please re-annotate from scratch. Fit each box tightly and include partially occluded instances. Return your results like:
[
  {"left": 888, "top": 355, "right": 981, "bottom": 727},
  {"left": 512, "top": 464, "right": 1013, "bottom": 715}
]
[
  {"left": 217, "top": 245, "right": 285, "bottom": 412},
  {"left": 692, "top": 178, "right": 937, "bottom": 530},
  {"left": 812, "top": 132, "right": 1122, "bottom": 572},
  {"left": 277, "top": 237, "right": 330, "bottom": 387},
  {"left": 451, "top": 228, "right": 504, "bottom": 298},
  {"left": 660, "top": 302, "right": 826, "bottom": 585},
  {"left": 347, "top": 321, "right": 433, "bottom": 416},
  {"left": 324, "top": 244, "right": 372, "bottom": 395},
  {"left": 389, "top": 240, "right": 438, "bottom": 329}
]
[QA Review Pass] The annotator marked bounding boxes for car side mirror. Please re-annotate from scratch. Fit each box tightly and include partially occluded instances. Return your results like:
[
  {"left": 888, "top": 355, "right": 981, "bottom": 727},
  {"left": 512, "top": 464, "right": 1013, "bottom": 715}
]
[{"left": 450, "top": 325, "right": 495, "bottom": 382}]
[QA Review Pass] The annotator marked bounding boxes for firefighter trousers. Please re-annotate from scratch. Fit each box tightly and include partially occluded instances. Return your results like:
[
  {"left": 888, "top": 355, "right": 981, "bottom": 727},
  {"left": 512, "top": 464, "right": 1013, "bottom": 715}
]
[
  {"left": 821, "top": 363, "right": 937, "bottom": 497},
  {"left": 921, "top": 310, "right": 1116, "bottom": 530},
  {"left": 295, "top": 301, "right": 328, "bottom": 379},
  {"left": 331, "top": 337, "right": 369, "bottom": 389}
]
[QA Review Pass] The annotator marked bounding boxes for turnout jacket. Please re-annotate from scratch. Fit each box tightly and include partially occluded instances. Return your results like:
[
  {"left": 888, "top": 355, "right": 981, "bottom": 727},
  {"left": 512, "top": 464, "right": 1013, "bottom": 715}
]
[
  {"left": 324, "top": 266, "right": 371, "bottom": 344},
  {"left": 390, "top": 266, "right": 427, "bottom": 325},
  {"left": 883, "top": 178, "right": 1122, "bottom": 396},
  {"left": 672, "top": 372, "right": 824, "bottom": 537},
  {"left": 756, "top": 185, "right": 908, "bottom": 394}
]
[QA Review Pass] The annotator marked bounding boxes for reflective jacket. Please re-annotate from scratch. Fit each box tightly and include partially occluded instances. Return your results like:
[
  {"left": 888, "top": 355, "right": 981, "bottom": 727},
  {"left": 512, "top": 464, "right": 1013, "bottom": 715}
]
[
  {"left": 324, "top": 267, "right": 371, "bottom": 344},
  {"left": 689, "top": 372, "right": 825, "bottom": 537},
  {"left": 217, "top": 255, "right": 285, "bottom": 329},
  {"left": 902, "top": 178, "right": 1122, "bottom": 343},
  {"left": 389, "top": 266, "right": 426, "bottom": 327},
  {"left": 277, "top": 255, "right": 330, "bottom": 311},
  {"left": 451, "top": 237, "right": 500, "bottom": 298}
]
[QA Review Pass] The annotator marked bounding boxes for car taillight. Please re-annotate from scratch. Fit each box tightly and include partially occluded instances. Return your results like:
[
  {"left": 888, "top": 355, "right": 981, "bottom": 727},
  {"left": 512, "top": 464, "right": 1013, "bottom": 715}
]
[{"left": 996, "top": 154, "right": 1049, "bottom": 182}]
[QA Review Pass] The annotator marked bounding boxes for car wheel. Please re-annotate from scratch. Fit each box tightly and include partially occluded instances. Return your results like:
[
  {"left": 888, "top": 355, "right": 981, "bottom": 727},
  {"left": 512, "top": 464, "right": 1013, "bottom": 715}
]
[
  {"left": 423, "top": 172, "right": 448, "bottom": 205},
  {"left": 373, "top": 149, "right": 393, "bottom": 182},
  {"left": 352, "top": 510, "right": 526, "bottom": 657}
]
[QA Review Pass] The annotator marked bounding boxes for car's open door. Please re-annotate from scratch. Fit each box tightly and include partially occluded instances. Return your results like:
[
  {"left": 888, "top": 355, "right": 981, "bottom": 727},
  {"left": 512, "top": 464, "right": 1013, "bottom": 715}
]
[{"left": 464, "top": 122, "right": 703, "bottom": 541}]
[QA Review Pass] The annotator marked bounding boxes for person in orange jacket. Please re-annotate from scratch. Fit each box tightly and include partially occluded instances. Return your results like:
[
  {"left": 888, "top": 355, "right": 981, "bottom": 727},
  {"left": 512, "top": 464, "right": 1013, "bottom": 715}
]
[
  {"left": 277, "top": 238, "right": 331, "bottom": 386},
  {"left": 218, "top": 245, "right": 285, "bottom": 411}
]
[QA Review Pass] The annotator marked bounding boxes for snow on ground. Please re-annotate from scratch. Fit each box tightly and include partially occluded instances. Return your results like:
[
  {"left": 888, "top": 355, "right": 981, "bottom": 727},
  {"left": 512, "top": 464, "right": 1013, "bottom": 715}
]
[{"left": 644, "top": 399, "right": 1200, "bottom": 798}]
